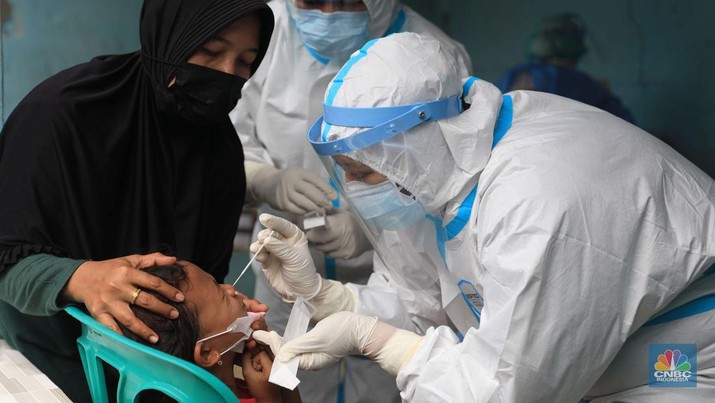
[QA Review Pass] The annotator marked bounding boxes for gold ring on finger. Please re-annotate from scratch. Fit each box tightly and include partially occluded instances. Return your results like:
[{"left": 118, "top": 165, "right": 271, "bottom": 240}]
[{"left": 130, "top": 288, "right": 142, "bottom": 305}]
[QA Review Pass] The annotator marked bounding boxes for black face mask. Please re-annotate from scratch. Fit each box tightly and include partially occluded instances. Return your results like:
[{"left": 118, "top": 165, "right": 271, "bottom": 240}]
[{"left": 156, "top": 63, "right": 246, "bottom": 127}]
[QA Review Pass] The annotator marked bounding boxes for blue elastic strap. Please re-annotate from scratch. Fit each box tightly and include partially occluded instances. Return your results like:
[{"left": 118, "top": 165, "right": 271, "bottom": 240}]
[
  {"left": 305, "top": 46, "right": 330, "bottom": 65},
  {"left": 383, "top": 9, "right": 406, "bottom": 36},
  {"left": 321, "top": 7, "right": 405, "bottom": 105},
  {"left": 493, "top": 95, "right": 513, "bottom": 148},
  {"left": 642, "top": 263, "right": 715, "bottom": 326},
  {"left": 462, "top": 77, "right": 514, "bottom": 145},
  {"left": 323, "top": 178, "right": 341, "bottom": 281},
  {"left": 643, "top": 263, "right": 715, "bottom": 326},
  {"left": 311, "top": 94, "right": 462, "bottom": 156},
  {"left": 442, "top": 94, "right": 513, "bottom": 240},
  {"left": 445, "top": 186, "right": 477, "bottom": 240},
  {"left": 319, "top": 39, "right": 380, "bottom": 142},
  {"left": 325, "top": 39, "right": 379, "bottom": 105},
  {"left": 644, "top": 293, "right": 715, "bottom": 327},
  {"left": 428, "top": 215, "right": 447, "bottom": 262},
  {"left": 462, "top": 76, "right": 479, "bottom": 96}
]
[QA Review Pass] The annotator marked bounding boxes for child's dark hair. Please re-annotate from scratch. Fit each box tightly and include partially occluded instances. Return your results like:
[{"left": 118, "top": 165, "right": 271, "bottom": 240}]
[
  {"left": 105, "top": 264, "right": 201, "bottom": 402},
  {"left": 118, "top": 264, "right": 200, "bottom": 361}
]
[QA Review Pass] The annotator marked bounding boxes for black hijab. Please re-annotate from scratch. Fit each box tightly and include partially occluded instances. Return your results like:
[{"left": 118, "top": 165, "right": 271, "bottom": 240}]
[{"left": 0, "top": 0, "right": 274, "bottom": 280}]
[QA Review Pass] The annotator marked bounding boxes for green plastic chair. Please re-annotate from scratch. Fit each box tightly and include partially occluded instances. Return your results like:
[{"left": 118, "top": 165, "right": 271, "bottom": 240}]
[{"left": 65, "top": 305, "right": 239, "bottom": 403}]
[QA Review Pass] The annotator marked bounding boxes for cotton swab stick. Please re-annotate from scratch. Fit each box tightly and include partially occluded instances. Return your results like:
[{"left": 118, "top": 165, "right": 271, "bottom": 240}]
[{"left": 232, "top": 230, "right": 275, "bottom": 287}]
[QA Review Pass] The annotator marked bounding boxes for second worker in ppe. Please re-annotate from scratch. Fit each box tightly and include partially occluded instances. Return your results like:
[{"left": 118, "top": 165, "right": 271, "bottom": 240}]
[
  {"left": 230, "top": 1, "right": 471, "bottom": 401},
  {"left": 251, "top": 33, "right": 715, "bottom": 402}
]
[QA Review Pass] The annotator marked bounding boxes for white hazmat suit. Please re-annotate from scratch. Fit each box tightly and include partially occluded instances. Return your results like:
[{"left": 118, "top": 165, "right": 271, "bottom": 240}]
[
  {"left": 253, "top": 33, "right": 715, "bottom": 402},
  {"left": 230, "top": 2, "right": 472, "bottom": 402}
]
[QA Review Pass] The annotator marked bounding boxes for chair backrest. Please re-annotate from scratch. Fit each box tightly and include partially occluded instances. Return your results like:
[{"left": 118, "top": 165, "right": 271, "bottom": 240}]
[{"left": 65, "top": 305, "right": 238, "bottom": 403}]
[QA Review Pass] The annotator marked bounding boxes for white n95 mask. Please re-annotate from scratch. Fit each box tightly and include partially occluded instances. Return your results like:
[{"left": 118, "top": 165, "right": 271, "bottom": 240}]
[
  {"left": 294, "top": 9, "right": 369, "bottom": 62},
  {"left": 345, "top": 180, "right": 427, "bottom": 230}
]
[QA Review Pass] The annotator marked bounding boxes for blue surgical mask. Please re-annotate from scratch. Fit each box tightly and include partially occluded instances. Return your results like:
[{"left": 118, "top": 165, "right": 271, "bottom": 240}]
[
  {"left": 294, "top": 9, "right": 370, "bottom": 63},
  {"left": 345, "top": 180, "right": 427, "bottom": 230}
]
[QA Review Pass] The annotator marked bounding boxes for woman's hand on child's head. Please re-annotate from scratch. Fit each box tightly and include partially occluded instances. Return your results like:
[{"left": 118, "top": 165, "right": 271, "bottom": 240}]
[
  {"left": 241, "top": 350, "right": 281, "bottom": 400},
  {"left": 61, "top": 253, "right": 184, "bottom": 344}
]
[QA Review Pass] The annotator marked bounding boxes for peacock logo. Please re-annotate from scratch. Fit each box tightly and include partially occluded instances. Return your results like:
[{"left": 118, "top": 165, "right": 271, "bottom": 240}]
[
  {"left": 654, "top": 349, "right": 691, "bottom": 372},
  {"left": 649, "top": 344, "right": 697, "bottom": 387}
]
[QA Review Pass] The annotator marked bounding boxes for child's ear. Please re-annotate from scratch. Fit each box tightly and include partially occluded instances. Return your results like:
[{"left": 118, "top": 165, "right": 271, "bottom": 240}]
[{"left": 194, "top": 341, "right": 221, "bottom": 368}]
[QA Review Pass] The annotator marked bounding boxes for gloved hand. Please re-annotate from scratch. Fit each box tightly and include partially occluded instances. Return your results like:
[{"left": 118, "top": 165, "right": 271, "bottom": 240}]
[
  {"left": 253, "top": 214, "right": 358, "bottom": 315},
  {"left": 254, "top": 312, "right": 424, "bottom": 377},
  {"left": 245, "top": 161, "right": 337, "bottom": 214},
  {"left": 251, "top": 214, "right": 322, "bottom": 302},
  {"left": 251, "top": 329, "right": 284, "bottom": 357},
  {"left": 305, "top": 209, "right": 372, "bottom": 260}
]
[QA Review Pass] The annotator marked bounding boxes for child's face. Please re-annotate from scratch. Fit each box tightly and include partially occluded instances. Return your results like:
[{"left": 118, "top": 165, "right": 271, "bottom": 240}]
[{"left": 180, "top": 261, "right": 248, "bottom": 347}]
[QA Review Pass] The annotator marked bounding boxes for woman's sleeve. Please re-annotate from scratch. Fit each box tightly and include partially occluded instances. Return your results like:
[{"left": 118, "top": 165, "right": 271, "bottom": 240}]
[
  {"left": 0, "top": 98, "right": 72, "bottom": 272},
  {"left": 0, "top": 254, "right": 85, "bottom": 315}
]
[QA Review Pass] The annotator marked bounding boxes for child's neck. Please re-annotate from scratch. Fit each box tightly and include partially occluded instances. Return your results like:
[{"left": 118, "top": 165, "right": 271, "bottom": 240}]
[
  {"left": 210, "top": 352, "right": 250, "bottom": 400},
  {"left": 211, "top": 352, "right": 239, "bottom": 387}
]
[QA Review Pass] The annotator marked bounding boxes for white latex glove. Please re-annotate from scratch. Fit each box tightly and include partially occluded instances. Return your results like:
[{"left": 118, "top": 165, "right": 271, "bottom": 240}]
[
  {"left": 305, "top": 209, "right": 372, "bottom": 260},
  {"left": 245, "top": 162, "right": 337, "bottom": 214},
  {"left": 252, "top": 330, "right": 284, "bottom": 356},
  {"left": 269, "top": 311, "right": 423, "bottom": 376},
  {"left": 309, "top": 278, "right": 356, "bottom": 322},
  {"left": 251, "top": 214, "right": 322, "bottom": 302}
]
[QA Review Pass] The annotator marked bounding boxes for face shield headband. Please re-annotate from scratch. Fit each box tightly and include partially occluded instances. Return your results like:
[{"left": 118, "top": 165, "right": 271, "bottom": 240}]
[{"left": 307, "top": 93, "right": 463, "bottom": 156}]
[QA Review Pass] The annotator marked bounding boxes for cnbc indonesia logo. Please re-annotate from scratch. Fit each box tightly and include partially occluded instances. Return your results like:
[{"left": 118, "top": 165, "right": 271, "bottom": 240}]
[
  {"left": 654, "top": 350, "right": 691, "bottom": 380},
  {"left": 649, "top": 344, "right": 697, "bottom": 387}
]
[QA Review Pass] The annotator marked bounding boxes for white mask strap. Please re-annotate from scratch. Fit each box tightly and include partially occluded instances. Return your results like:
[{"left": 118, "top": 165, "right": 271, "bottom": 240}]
[{"left": 196, "top": 312, "right": 264, "bottom": 355}]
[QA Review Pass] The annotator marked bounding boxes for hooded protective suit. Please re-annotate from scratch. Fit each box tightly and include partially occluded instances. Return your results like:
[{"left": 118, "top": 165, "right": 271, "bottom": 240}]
[
  {"left": 230, "top": 1, "right": 471, "bottom": 401},
  {"left": 306, "top": 33, "right": 715, "bottom": 401}
]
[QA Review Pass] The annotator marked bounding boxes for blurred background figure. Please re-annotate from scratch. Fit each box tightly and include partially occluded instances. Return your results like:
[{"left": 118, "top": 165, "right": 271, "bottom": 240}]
[{"left": 496, "top": 12, "right": 635, "bottom": 123}]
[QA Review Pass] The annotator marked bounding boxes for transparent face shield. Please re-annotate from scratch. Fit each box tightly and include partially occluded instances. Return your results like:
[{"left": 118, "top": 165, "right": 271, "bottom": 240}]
[{"left": 307, "top": 94, "right": 462, "bottom": 296}]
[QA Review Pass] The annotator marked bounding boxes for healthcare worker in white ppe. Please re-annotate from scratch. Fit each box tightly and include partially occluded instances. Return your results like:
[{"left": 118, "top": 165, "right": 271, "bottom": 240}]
[
  {"left": 231, "top": 1, "right": 471, "bottom": 401},
  {"left": 251, "top": 33, "right": 715, "bottom": 402}
]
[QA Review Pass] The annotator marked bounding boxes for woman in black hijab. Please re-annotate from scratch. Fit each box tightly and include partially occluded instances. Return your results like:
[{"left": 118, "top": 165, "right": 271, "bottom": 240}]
[{"left": 0, "top": 0, "right": 273, "bottom": 400}]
